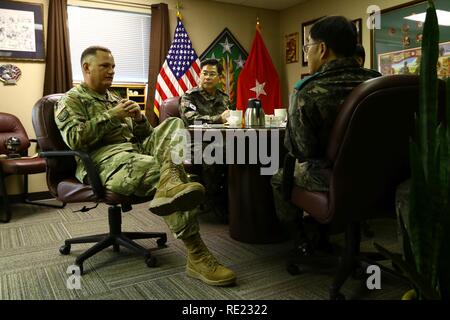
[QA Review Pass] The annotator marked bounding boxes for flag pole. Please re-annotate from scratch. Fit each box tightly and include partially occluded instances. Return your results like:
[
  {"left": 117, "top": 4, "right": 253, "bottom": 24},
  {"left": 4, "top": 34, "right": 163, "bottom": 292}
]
[
  {"left": 256, "top": 16, "right": 261, "bottom": 32},
  {"left": 176, "top": 0, "right": 183, "bottom": 20}
]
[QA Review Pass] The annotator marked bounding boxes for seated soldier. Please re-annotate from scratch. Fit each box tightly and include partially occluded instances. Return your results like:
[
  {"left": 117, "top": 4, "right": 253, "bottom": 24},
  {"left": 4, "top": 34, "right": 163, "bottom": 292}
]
[
  {"left": 271, "top": 16, "right": 381, "bottom": 254},
  {"left": 55, "top": 46, "right": 236, "bottom": 286},
  {"left": 179, "top": 59, "right": 230, "bottom": 222}
]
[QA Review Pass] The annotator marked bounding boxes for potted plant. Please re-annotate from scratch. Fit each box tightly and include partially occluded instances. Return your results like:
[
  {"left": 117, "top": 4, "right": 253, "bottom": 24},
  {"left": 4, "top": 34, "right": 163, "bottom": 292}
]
[{"left": 374, "top": 0, "right": 450, "bottom": 300}]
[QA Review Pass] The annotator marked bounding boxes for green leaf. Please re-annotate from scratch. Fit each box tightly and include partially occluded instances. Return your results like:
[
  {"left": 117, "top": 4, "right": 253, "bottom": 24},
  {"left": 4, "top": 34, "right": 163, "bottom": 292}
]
[
  {"left": 409, "top": 142, "right": 434, "bottom": 281},
  {"left": 419, "top": 1, "right": 440, "bottom": 179},
  {"left": 398, "top": 212, "right": 415, "bottom": 270}
]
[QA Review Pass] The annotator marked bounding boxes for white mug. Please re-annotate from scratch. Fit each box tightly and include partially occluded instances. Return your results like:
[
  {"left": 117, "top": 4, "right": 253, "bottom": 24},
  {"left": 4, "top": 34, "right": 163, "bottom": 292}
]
[
  {"left": 229, "top": 110, "right": 243, "bottom": 119},
  {"left": 228, "top": 110, "right": 243, "bottom": 127},
  {"left": 274, "top": 108, "right": 287, "bottom": 122}
]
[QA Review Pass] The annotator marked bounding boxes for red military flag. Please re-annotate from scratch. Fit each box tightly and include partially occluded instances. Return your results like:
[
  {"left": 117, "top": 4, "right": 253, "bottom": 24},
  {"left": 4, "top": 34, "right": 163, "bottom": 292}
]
[
  {"left": 236, "top": 22, "right": 282, "bottom": 115},
  {"left": 153, "top": 18, "right": 201, "bottom": 118}
]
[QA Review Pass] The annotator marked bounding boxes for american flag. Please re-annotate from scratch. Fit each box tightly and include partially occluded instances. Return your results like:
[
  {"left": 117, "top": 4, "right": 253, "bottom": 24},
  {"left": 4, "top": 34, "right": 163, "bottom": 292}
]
[{"left": 153, "top": 19, "right": 201, "bottom": 117}]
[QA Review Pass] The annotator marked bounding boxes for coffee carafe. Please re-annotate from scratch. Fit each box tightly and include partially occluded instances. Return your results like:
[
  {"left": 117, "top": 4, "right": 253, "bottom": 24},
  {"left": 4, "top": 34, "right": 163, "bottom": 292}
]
[{"left": 244, "top": 98, "right": 265, "bottom": 127}]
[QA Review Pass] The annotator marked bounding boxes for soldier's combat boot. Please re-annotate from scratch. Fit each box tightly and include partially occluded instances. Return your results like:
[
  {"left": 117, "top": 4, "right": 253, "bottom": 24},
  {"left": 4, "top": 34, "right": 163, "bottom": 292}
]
[
  {"left": 149, "top": 161, "right": 205, "bottom": 216},
  {"left": 183, "top": 233, "right": 236, "bottom": 286}
]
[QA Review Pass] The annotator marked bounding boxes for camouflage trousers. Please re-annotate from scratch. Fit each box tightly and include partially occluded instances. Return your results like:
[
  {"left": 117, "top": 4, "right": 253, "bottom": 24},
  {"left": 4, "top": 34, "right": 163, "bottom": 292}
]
[
  {"left": 101, "top": 117, "right": 199, "bottom": 239},
  {"left": 271, "top": 161, "right": 330, "bottom": 223}
]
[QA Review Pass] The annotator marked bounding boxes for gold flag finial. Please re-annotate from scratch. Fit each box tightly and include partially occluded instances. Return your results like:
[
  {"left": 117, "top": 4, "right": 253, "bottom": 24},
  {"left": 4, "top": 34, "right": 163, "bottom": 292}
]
[
  {"left": 176, "top": 0, "right": 183, "bottom": 20},
  {"left": 256, "top": 16, "right": 261, "bottom": 32}
]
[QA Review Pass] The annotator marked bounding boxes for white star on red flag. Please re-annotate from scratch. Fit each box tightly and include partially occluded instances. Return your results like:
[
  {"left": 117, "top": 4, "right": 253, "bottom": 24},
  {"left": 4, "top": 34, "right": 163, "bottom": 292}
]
[{"left": 250, "top": 79, "right": 267, "bottom": 98}]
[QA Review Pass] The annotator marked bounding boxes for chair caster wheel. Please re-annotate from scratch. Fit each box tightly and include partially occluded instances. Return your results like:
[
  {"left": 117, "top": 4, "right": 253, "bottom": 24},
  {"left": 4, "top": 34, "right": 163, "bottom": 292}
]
[
  {"left": 59, "top": 244, "right": 71, "bottom": 255},
  {"left": 330, "top": 291, "right": 345, "bottom": 300},
  {"left": 145, "top": 256, "right": 157, "bottom": 267},
  {"left": 157, "top": 235, "right": 167, "bottom": 247},
  {"left": 286, "top": 263, "right": 302, "bottom": 275}
]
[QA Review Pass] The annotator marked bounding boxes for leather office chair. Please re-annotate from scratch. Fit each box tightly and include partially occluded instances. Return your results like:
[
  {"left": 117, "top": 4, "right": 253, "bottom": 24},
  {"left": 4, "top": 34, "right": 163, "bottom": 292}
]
[
  {"left": 0, "top": 112, "right": 63, "bottom": 223},
  {"left": 283, "top": 75, "right": 446, "bottom": 299},
  {"left": 159, "top": 96, "right": 181, "bottom": 122},
  {"left": 32, "top": 94, "right": 167, "bottom": 275}
]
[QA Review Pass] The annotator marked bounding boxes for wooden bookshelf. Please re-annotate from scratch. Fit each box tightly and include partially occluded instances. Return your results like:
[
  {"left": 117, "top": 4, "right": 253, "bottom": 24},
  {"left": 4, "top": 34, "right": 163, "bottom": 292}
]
[{"left": 110, "top": 84, "right": 147, "bottom": 111}]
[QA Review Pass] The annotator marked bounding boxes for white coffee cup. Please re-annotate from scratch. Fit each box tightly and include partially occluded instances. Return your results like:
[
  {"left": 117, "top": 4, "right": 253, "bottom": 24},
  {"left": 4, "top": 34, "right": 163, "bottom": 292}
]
[
  {"left": 227, "top": 110, "right": 241, "bottom": 127},
  {"left": 227, "top": 110, "right": 243, "bottom": 127},
  {"left": 264, "top": 114, "right": 274, "bottom": 127},
  {"left": 274, "top": 108, "right": 287, "bottom": 122},
  {"left": 271, "top": 116, "right": 282, "bottom": 127},
  {"left": 229, "top": 110, "right": 243, "bottom": 119}
]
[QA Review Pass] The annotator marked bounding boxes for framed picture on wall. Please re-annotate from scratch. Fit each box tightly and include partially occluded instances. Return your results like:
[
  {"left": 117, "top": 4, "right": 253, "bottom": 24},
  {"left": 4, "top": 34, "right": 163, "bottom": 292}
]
[
  {"left": 301, "top": 17, "right": 323, "bottom": 66},
  {"left": 370, "top": 0, "right": 450, "bottom": 79},
  {"left": 285, "top": 32, "right": 299, "bottom": 64},
  {"left": 0, "top": 0, "right": 45, "bottom": 62}
]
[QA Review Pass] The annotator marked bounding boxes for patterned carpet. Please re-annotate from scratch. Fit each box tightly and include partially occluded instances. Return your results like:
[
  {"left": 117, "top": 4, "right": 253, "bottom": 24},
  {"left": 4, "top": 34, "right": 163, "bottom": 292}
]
[{"left": 0, "top": 201, "right": 409, "bottom": 300}]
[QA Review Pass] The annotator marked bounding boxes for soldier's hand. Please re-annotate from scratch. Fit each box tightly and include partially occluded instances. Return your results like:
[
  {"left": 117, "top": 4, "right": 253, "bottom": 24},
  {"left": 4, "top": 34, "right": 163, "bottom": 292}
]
[
  {"left": 110, "top": 99, "right": 141, "bottom": 121},
  {"left": 124, "top": 101, "right": 143, "bottom": 122},
  {"left": 220, "top": 109, "right": 230, "bottom": 123}
]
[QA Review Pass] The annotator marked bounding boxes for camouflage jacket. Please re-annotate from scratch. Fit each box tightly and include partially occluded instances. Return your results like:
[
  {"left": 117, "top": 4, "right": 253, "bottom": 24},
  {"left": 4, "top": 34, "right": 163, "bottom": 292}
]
[
  {"left": 55, "top": 83, "right": 153, "bottom": 183},
  {"left": 179, "top": 87, "right": 230, "bottom": 125},
  {"left": 285, "top": 57, "right": 381, "bottom": 191}
]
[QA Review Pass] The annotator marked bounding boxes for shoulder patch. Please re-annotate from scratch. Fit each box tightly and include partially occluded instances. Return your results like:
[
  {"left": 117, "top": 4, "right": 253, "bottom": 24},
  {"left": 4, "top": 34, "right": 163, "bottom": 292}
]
[{"left": 57, "top": 109, "right": 69, "bottom": 122}]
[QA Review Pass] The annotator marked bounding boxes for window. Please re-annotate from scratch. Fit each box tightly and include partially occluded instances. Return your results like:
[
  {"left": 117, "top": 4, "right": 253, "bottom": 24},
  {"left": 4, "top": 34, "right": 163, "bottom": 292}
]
[{"left": 67, "top": 6, "right": 151, "bottom": 83}]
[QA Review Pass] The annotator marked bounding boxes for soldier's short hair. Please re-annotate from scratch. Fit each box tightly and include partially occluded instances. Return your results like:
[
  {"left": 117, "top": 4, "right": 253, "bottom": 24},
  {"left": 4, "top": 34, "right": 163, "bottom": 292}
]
[
  {"left": 310, "top": 16, "right": 357, "bottom": 58},
  {"left": 200, "top": 58, "right": 223, "bottom": 75},
  {"left": 80, "top": 46, "right": 112, "bottom": 65}
]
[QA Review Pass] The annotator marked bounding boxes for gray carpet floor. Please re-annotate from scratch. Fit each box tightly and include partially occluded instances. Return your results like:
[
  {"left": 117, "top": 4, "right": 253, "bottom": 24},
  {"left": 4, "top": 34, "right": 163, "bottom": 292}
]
[{"left": 0, "top": 201, "right": 410, "bottom": 300}]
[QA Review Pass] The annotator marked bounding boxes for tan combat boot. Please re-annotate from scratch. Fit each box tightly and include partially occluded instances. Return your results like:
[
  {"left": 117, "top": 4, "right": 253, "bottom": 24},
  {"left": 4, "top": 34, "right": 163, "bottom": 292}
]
[
  {"left": 149, "top": 161, "right": 205, "bottom": 216},
  {"left": 183, "top": 233, "right": 236, "bottom": 286}
]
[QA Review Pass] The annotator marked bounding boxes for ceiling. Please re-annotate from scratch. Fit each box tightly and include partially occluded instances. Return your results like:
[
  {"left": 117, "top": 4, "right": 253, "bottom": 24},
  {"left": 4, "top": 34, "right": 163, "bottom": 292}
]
[{"left": 209, "top": 0, "right": 308, "bottom": 11}]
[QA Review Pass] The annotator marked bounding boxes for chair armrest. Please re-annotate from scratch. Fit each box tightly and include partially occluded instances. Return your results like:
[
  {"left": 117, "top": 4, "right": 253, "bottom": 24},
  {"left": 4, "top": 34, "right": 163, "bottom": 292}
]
[
  {"left": 39, "top": 150, "right": 104, "bottom": 198},
  {"left": 282, "top": 153, "right": 296, "bottom": 201}
]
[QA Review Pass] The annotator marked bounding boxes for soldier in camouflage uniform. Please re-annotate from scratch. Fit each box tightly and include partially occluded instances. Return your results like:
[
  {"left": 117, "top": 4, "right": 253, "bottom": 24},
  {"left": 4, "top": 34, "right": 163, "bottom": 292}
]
[
  {"left": 179, "top": 59, "right": 230, "bottom": 222},
  {"left": 271, "top": 16, "right": 381, "bottom": 252},
  {"left": 55, "top": 46, "right": 236, "bottom": 286},
  {"left": 179, "top": 58, "right": 230, "bottom": 125}
]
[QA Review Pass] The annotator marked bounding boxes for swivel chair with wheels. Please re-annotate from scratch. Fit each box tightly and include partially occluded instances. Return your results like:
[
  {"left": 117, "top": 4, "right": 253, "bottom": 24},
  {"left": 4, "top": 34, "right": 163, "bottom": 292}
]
[
  {"left": 283, "top": 75, "right": 446, "bottom": 299},
  {"left": 32, "top": 94, "right": 167, "bottom": 274}
]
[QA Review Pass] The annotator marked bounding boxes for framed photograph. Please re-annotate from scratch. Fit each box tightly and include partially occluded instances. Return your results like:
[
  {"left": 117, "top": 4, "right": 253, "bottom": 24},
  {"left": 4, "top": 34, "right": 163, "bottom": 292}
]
[
  {"left": 0, "top": 1, "right": 45, "bottom": 61},
  {"left": 352, "top": 18, "right": 363, "bottom": 45},
  {"left": 370, "top": 0, "right": 450, "bottom": 77},
  {"left": 285, "top": 32, "right": 299, "bottom": 64},
  {"left": 301, "top": 17, "right": 323, "bottom": 66}
]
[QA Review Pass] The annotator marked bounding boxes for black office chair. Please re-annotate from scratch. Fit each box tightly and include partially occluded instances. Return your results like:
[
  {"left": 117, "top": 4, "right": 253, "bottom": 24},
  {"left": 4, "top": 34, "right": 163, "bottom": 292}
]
[{"left": 32, "top": 94, "right": 167, "bottom": 274}]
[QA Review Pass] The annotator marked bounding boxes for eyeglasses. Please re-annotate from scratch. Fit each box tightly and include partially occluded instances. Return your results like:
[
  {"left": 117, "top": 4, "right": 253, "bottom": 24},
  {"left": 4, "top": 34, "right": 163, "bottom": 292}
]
[
  {"left": 302, "top": 42, "right": 321, "bottom": 54},
  {"left": 200, "top": 71, "right": 219, "bottom": 78}
]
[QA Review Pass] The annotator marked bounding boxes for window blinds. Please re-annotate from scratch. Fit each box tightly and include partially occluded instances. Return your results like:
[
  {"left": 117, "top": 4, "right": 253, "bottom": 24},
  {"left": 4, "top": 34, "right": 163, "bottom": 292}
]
[{"left": 67, "top": 5, "right": 151, "bottom": 83}]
